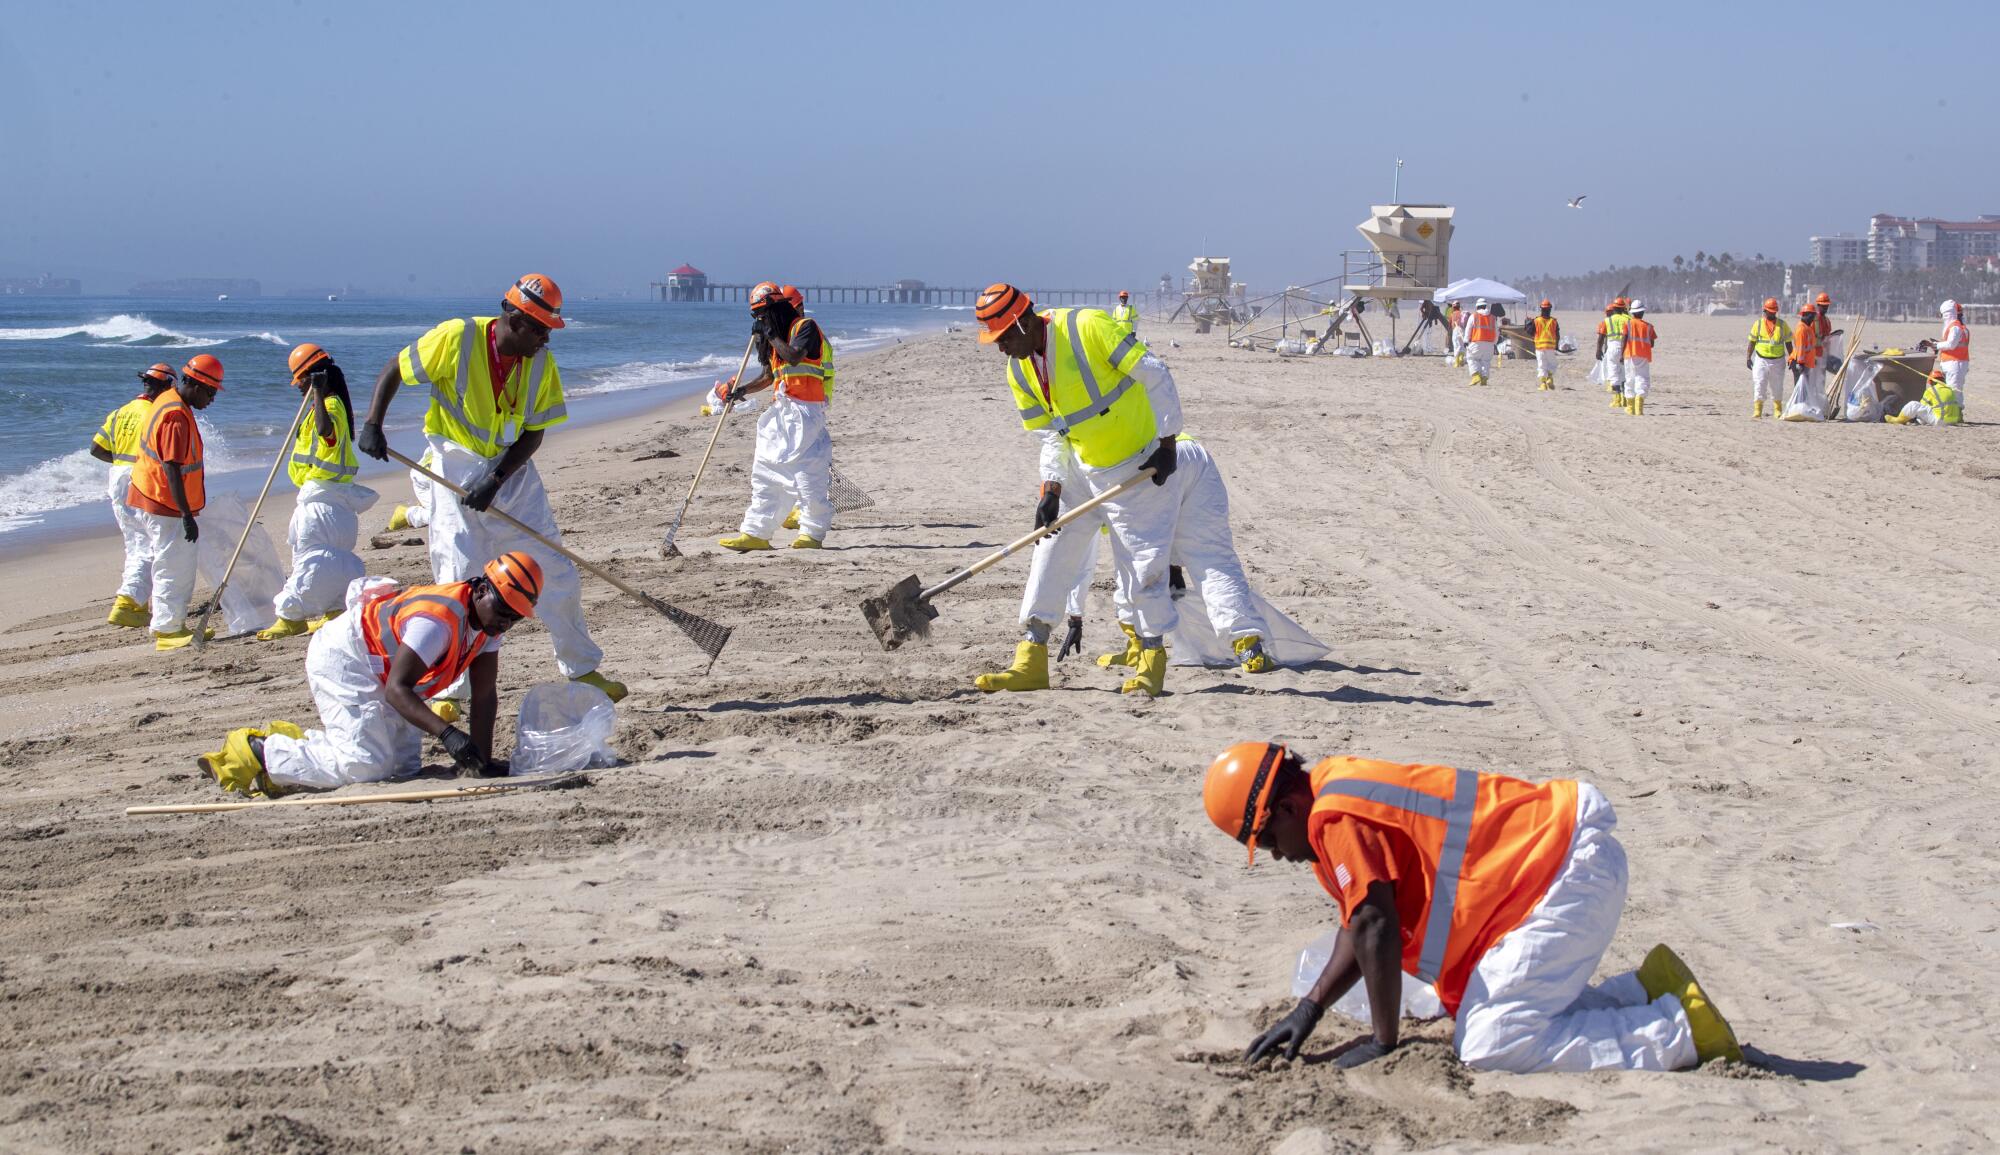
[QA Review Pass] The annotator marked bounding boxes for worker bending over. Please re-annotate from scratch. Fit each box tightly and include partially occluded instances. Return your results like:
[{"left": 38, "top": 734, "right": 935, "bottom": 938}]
[
  {"left": 1112, "top": 290, "right": 1139, "bottom": 336},
  {"left": 1621, "top": 303, "right": 1657, "bottom": 414},
  {"left": 126, "top": 355, "right": 225, "bottom": 650},
  {"left": 199, "top": 552, "right": 541, "bottom": 796},
  {"left": 1464, "top": 299, "right": 1499, "bottom": 387},
  {"left": 1530, "top": 301, "right": 1559, "bottom": 390},
  {"left": 260, "top": 344, "right": 378, "bottom": 639},
  {"left": 1746, "top": 298, "right": 1791, "bottom": 418},
  {"left": 973, "top": 283, "right": 1183, "bottom": 697},
  {"left": 356, "top": 274, "right": 626, "bottom": 705},
  {"left": 1203, "top": 742, "right": 1743, "bottom": 1073},
  {"left": 1921, "top": 299, "right": 1971, "bottom": 408},
  {"left": 91, "top": 362, "right": 176, "bottom": 629},
  {"left": 718, "top": 282, "right": 837, "bottom": 551}
]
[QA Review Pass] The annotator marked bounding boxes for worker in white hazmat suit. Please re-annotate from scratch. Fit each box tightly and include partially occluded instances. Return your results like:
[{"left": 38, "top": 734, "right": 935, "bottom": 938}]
[
  {"left": 1204, "top": 742, "right": 1744, "bottom": 1073},
  {"left": 89, "top": 362, "right": 177, "bottom": 628},
  {"left": 1922, "top": 299, "right": 1971, "bottom": 404},
  {"left": 354, "top": 274, "right": 627, "bottom": 706},
  {"left": 971, "top": 284, "right": 1185, "bottom": 697},
  {"left": 197, "top": 552, "right": 542, "bottom": 796},
  {"left": 1464, "top": 299, "right": 1499, "bottom": 387},
  {"left": 385, "top": 446, "right": 436, "bottom": 533},
  {"left": 1887, "top": 374, "right": 1963, "bottom": 426},
  {"left": 718, "top": 283, "right": 836, "bottom": 551},
  {"left": 260, "top": 344, "right": 378, "bottom": 640},
  {"left": 1745, "top": 298, "right": 1792, "bottom": 418},
  {"left": 1054, "top": 435, "right": 1325, "bottom": 673}
]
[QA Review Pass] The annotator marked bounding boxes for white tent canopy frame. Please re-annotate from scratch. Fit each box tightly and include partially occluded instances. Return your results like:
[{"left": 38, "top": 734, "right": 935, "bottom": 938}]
[{"left": 1432, "top": 277, "right": 1529, "bottom": 304}]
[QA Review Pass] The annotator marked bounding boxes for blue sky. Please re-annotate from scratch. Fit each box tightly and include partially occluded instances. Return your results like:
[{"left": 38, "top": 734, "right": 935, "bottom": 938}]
[{"left": 2, "top": 0, "right": 1994, "bottom": 296}]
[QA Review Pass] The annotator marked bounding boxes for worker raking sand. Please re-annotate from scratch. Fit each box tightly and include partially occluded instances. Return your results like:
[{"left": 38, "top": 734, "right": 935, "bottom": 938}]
[
  {"left": 716, "top": 282, "right": 838, "bottom": 552},
  {"left": 257, "top": 343, "right": 378, "bottom": 640},
  {"left": 90, "top": 361, "right": 177, "bottom": 630},
  {"left": 125, "top": 354, "right": 226, "bottom": 650},
  {"left": 197, "top": 552, "right": 543, "bottom": 796},
  {"left": 355, "top": 274, "right": 627, "bottom": 707},
  {"left": 1204, "top": 742, "right": 1743, "bottom": 1073},
  {"left": 970, "top": 283, "right": 1184, "bottom": 697}
]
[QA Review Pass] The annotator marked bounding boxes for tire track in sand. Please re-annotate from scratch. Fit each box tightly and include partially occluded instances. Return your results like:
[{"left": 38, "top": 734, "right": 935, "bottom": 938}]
[{"left": 1423, "top": 421, "right": 2000, "bottom": 743}]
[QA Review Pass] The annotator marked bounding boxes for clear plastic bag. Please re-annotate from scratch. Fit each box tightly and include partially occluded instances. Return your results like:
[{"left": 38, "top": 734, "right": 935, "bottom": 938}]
[
  {"left": 194, "top": 492, "right": 286, "bottom": 636},
  {"left": 1292, "top": 929, "right": 1446, "bottom": 1021},
  {"left": 511, "top": 681, "right": 618, "bottom": 775}
]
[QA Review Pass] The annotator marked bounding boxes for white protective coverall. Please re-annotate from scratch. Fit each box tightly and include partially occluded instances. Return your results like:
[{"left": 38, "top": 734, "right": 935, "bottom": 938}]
[
  {"left": 424, "top": 436, "right": 600, "bottom": 681},
  {"left": 1601, "top": 329, "right": 1626, "bottom": 398},
  {"left": 138, "top": 511, "right": 199, "bottom": 633},
  {"left": 1015, "top": 349, "right": 1184, "bottom": 640},
  {"left": 402, "top": 447, "right": 436, "bottom": 529},
  {"left": 1062, "top": 438, "right": 1328, "bottom": 667},
  {"left": 1938, "top": 314, "right": 1970, "bottom": 395},
  {"left": 108, "top": 464, "right": 152, "bottom": 604},
  {"left": 1453, "top": 784, "right": 1699, "bottom": 1072},
  {"left": 1465, "top": 312, "right": 1498, "bottom": 384},
  {"left": 264, "top": 576, "right": 501, "bottom": 791},
  {"left": 273, "top": 480, "right": 379, "bottom": 622},
  {"left": 739, "top": 393, "right": 833, "bottom": 541}
]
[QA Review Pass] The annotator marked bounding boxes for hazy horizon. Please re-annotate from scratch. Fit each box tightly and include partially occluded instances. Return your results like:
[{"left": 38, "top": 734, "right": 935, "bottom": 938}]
[{"left": 4, "top": 1, "right": 1996, "bottom": 297}]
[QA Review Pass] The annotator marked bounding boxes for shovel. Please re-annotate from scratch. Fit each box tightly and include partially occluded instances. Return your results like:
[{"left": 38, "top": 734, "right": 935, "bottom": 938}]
[
  {"left": 862, "top": 468, "right": 1156, "bottom": 651},
  {"left": 659, "top": 333, "right": 758, "bottom": 558},
  {"left": 192, "top": 388, "right": 315, "bottom": 649},
  {"left": 385, "top": 447, "right": 734, "bottom": 671}
]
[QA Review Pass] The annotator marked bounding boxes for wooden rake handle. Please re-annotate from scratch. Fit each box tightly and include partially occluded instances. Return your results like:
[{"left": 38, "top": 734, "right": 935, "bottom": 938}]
[
  {"left": 921, "top": 467, "right": 1156, "bottom": 602},
  {"left": 659, "top": 333, "right": 758, "bottom": 552}
]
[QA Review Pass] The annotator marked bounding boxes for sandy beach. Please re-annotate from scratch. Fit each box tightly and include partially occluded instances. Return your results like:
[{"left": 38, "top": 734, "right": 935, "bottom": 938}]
[{"left": 2, "top": 313, "right": 1996, "bottom": 1152}]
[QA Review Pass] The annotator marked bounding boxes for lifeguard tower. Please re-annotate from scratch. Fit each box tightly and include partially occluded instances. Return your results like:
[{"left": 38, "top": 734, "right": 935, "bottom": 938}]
[
  {"left": 1225, "top": 204, "right": 1455, "bottom": 353},
  {"left": 1169, "top": 256, "right": 1245, "bottom": 333}
]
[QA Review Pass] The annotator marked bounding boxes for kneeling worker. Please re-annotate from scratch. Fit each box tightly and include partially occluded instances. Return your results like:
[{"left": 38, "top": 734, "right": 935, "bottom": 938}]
[
  {"left": 199, "top": 552, "right": 542, "bottom": 796},
  {"left": 1202, "top": 742, "right": 1742, "bottom": 1072}
]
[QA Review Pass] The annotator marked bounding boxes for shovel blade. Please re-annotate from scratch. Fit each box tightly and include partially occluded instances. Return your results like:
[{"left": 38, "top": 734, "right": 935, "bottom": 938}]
[
  {"left": 659, "top": 538, "right": 683, "bottom": 560},
  {"left": 860, "top": 574, "right": 938, "bottom": 651}
]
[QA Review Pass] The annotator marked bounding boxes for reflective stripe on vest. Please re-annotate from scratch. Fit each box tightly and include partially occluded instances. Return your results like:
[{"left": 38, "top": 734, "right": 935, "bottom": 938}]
[
  {"left": 1467, "top": 313, "right": 1498, "bottom": 343},
  {"left": 1317, "top": 769, "right": 1479, "bottom": 984},
  {"left": 366, "top": 587, "right": 484, "bottom": 696},
  {"left": 1924, "top": 380, "right": 1963, "bottom": 423},
  {"left": 1750, "top": 317, "right": 1787, "bottom": 358},
  {"left": 772, "top": 317, "right": 832, "bottom": 402},
  {"left": 288, "top": 394, "right": 360, "bottom": 485},
  {"left": 409, "top": 320, "right": 560, "bottom": 458},
  {"left": 129, "top": 391, "right": 207, "bottom": 514},
  {"left": 1604, "top": 314, "right": 1629, "bottom": 341},
  {"left": 1792, "top": 322, "right": 1821, "bottom": 367},
  {"left": 1532, "top": 317, "right": 1558, "bottom": 349},
  {"left": 1624, "top": 319, "right": 1656, "bottom": 361},
  {"left": 1940, "top": 321, "right": 1970, "bottom": 363},
  {"left": 1112, "top": 304, "right": 1138, "bottom": 326},
  {"left": 1005, "top": 311, "right": 1153, "bottom": 468}
]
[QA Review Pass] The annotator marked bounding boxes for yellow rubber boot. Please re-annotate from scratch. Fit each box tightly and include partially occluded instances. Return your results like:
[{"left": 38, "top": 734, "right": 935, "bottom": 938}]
[
  {"left": 782, "top": 508, "right": 800, "bottom": 531},
  {"left": 429, "top": 699, "right": 463, "bottom": 724},
  {"left": 1121, "top": 647, "right": 1167, "bottom": 697},
  {"left": 1096, "top": 622, "right": 1142, "bottom": 669},
  {"left": 387, "top": 504, "right": 412, "bottom": 531},
  {"left": 1638, "top": 944, "right": 1743, "bottom": 1065},
  {"left": 1752, "top": 400, "right": 1763, "bottom": 418},
  {"left": 1611, "top": 390, "right": 1624, "bottom": 408},
  {"left": 1634, "top": 397, "right": 1645, "bottom": 416},
  {"left": 974, "top": 641, "right": 1049, "bottom": 693},
  {"left": 718, "top": 533, "right": 773, "bottom": 552},
  {"left": 107, "top": 595, "right": 149, "bottom": 629},
  {"left": 153, "top": 627, "right": 210, "bottom": 651},
  {"left": 1775, "top": 399, "right": 1785, "bottom": 417},
  {"left": 1234, "top": 635, "right": 1274, "bottom": 673},
  {"left": 257, "top": 618, "right": 308, "bottom": 641},
  {"left": 572, "top": 670, "right": 630, "bottom": 703},
  {"left": 1886, "top": 411, "right": 1913, "bottom": 425},
  {"left": 305, "top": 609, "right": 341, "bottom": 633},
  {"left": 198, "top": 727, "right": 277, "bottom": 797},
  {"left": 790, "top": 534, "right": 822, "bottom": 549}
]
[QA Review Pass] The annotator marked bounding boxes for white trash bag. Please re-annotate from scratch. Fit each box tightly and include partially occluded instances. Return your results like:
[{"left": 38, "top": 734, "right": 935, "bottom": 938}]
[
  {"left": 511, "top": 681, "right": 618, "bottom": 775},
  {"left": 1844, "top": 359, "right": 1884, "bottom": 423},
  {"left": 1293, "top": 928, "right": 1446, "bottom": 1021},
  {"left": 194, "top": 492, "right": 286, "bottom": 636}
]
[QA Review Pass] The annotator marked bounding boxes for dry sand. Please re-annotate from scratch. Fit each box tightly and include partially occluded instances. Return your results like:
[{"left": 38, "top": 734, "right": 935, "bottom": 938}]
[{"left": 1, "top": 312, "right": 1996, "bottom": 1153}]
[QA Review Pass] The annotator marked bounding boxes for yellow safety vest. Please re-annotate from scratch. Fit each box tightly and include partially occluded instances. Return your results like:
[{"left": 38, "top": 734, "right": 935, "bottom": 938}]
[
  {"left": 1604, "top": 314, "right": 1630, "bottom": 341},
  {"left": 1923, "top": 379, "right": 1963, "bottom": 425},
  {"left": 92, "top": 396, "right": 154, "bottom": 465},
  {"left": 1532, "top": 317, "right": 1559, "bottom": 350},
  {"left": 1007, "top": 308, "right": 1158, "bottom": 469},
  {"left": 1749, "top": 317, "right": 1788, "bottom": 359},
  {"left": 289, "top": 393, "right": 360, "bottom": 485},
  {"left": 401, "top": 317, "right": 567, "bottom": 459},
  {"left": 1111, "top": 303, "right": 1139, "bottom": 329}
]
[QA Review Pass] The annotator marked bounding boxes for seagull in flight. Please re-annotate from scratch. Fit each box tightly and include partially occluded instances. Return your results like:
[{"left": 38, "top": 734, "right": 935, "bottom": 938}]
[{"left": 1566, "top": 195, "right": 1588, "bottom": 209}]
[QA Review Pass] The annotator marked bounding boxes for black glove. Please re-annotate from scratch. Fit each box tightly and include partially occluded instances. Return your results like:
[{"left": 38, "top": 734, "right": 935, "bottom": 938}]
[
  {"left": 1141, "top": 436, "right": 1177, "bottom": 486},
  {"left": 462, "top": 470, "right": 504, "bottom": 513},
  {"left": 1034, "top": 482, "right": 1062, "bottom": 534},
  {"left": 1244, "top": 997, "right": 1323, "bottom": 1063},
  {"left": 1169, "top": 564, "right": 1187, "bottom": 592},
  {"left": 181, "top": 515, "right": 199, "bottom": 543},
  {"left": 439, "top": 725, "right": 487, "bottom": 775},
  {"left": 1058, "top": 615, "right": 1084, "bottom": 662},
  {"left": 1745, "top": 357, "right": 1753, "bottom": 370},
  {"left": 357, "top": 421, "right": 388, "bottom": 461},
  {"left": 1334, "top": 1038, "right": 1394, "bottom": 1070}
]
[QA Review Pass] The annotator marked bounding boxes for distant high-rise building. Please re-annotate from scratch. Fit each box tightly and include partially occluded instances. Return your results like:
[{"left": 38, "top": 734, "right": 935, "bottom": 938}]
[
  {"left": 1809, "top": 235, "right": 1865, "bottom": 268},
  {"left": 1865, "top": 214, "right": 2000, "bottom": 271}
]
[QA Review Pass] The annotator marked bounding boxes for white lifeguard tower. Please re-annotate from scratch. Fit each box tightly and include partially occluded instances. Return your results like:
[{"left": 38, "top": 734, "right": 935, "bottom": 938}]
[{"left": 1170, "top": 256, "right": 1245, "bottom": 333}]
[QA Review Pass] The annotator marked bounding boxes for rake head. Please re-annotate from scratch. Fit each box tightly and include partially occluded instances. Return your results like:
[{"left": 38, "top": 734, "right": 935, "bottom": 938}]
[
  {"left": 643, "top": 591, "right": 732, "bottom": 672},
  {"left": 828, "top": 465, "right": 876, "bottom": 513}
]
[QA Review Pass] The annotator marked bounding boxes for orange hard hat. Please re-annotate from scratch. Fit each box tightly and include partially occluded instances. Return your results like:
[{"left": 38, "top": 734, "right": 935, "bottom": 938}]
[
  {"left": 139, "top": 362, "right": 176, "bottom": 388},
  {"left": 1614, "top": 297, "right": 1628, "bottom": 308},
  {"left": 1603, "top": 304, "right": 1614, "bottom": 314},
  {"left": 1539, "top": 299, "right": 1552, "bottom": 309},
  {"left": 287, "top": 342, "right": 331, "bottom": 383},
  {"left": 1799, "top": 303, "right": 1815, "bottom": 317},
  {"left": 747, "top": 281, "right": 781, "bottom": 312},
  {"left": 1763, "top": 297, "right": 1780, "bottom": 312},
  {"left": 1816, "top": 292, "right": 1832, "bottom": 306},
  {"left": 181, "top": 354, "right": 224, "bottom": 390},
  {"left": 975, "top": 283, "right": 1033, "bottom": 343},
  {"left": 482, "top": 550, "right": 543, "bottom": 618},
  {"left": 778, "top": 284, "right": 805, "bottom": 310},
  {"left": 1118, "top": 289, "right": 1130, "bottom": 298},
  {"left": 1202, "top": 741, "right": 1289, "bottom": 866},
  {"left": 504, "top": 273, "right": 565, "bottom": 329}
]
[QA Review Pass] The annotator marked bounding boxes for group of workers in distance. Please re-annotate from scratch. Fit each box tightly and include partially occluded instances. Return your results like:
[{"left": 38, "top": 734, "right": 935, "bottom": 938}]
[{"left": 1443, "top": 296, "right": 1659, "bottom": 411}]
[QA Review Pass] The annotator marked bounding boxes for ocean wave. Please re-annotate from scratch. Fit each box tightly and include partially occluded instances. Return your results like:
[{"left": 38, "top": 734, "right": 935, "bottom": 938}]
[
  {"left": 568, "top": 354, "right": 739, "bottom": 397},
  {"left": 0, "top": 414, "right": 248, "bottom": 533},
  {"left": 3, "top": 313, "right": 287, "bottom": 349}
]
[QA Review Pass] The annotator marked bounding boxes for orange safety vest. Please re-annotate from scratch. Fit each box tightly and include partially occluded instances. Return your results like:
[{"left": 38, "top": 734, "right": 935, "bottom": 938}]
[
  {"left": 359, "top": 582, "right": 492, "bottom": 698},
  {"left": 1467, "top": 312, "right": 1499, "bottom": 343},
  {"left": 126, "top": 390, "right": 206, "bottom": 517},
  {"left": 1531, "top": 316, "right": 1559, "bottom": 350},
  {"left": 771, "top": 317, "right": 830, "bottom": 403},
  {"left": 1306, "top": 757, "right": 1578, "bottom": 1014},
  {"left": 1624, "top": 318, "right": 1656, "bottom": 361},
  {"left": 1940, "top": 320, "right": 1970, "bottom": 363},
  {"left": 1791, "top": 320, "right": 1822, "bottom": 369}
]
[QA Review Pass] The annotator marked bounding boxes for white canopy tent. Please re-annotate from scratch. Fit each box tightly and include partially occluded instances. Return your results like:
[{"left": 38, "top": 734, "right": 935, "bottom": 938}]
[{"left": 1432, "top": 277, "right": 1529, "bottom": 304}]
